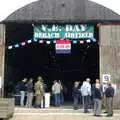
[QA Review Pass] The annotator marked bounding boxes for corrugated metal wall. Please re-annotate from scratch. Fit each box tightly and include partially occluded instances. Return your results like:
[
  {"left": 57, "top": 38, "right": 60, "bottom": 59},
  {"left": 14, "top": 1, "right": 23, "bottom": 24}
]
[
  {"left": 0, "top": 24, "right": 5, "bottom": 97},
  {"left": 99, "top": 25, "right": 120, "bottom": 108}
]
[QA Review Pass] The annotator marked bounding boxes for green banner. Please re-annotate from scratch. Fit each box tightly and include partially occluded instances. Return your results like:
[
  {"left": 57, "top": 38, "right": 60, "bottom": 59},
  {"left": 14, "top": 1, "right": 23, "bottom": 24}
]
[{"left": 34, "top": 24, "right": 94, "bottom": 39}]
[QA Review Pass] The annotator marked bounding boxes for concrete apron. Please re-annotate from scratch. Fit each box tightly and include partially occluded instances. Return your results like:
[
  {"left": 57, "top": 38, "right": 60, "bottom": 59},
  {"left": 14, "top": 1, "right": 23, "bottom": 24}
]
[{"left": 9, "top": 107, "right": 120, "bottom": 120}]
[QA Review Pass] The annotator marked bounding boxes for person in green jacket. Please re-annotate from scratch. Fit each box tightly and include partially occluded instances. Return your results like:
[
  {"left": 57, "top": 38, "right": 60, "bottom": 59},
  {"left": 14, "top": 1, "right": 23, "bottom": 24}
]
[{"left": 34, "top": 76, "right": 44, "bottom": 108}]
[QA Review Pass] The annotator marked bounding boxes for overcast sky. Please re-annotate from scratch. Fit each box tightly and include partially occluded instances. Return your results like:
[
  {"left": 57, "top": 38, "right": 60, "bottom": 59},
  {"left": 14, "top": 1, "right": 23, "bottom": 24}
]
[{"left": 0, "top": 0, "right": 120, "bottom": 21}]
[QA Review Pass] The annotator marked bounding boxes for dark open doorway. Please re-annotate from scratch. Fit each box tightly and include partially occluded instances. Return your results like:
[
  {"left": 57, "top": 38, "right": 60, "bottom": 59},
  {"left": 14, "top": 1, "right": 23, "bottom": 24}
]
[{"left": 4, "top": 23, "right": 99, "bottom": 102}]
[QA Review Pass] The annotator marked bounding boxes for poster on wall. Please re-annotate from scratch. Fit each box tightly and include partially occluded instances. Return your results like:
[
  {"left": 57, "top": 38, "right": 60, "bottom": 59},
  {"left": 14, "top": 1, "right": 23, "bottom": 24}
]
[
  {"left": 102, "top": 74, "right": 111, "bottom": 83},
  {"left": 55, "top": 40, "right": 71, "bottom": 54}
]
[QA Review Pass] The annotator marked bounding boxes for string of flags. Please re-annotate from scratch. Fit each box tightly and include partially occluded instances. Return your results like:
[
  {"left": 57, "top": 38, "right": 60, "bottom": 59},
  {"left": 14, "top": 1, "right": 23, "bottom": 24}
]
[{"left": 7, "top": 38, "right": 96, "bottom": 50}]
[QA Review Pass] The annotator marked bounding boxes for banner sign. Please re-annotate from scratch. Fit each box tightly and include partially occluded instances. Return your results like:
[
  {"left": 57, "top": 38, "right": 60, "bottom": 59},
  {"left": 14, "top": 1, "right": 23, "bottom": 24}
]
[
  {"left": 34, "top": 24, "right": 94, "bottom": 39},
  {"left": 55, "top": 40, "right": 71, "bottom": 54}
]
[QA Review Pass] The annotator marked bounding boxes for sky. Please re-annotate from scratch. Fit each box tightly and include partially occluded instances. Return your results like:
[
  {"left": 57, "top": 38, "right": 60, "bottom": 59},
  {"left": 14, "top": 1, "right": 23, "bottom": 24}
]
[{"left": 0, "top": 0, "right": 120, "bottom": 21}]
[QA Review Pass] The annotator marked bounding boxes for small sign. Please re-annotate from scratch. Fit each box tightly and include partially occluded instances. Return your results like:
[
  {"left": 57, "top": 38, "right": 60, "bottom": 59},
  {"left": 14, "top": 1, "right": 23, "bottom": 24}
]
[
  {"left": 102, "top": 74, "right": 111, "bottom": 83},
  {"left": 55, "top": 40, "right": 71, "bottom": 54}
]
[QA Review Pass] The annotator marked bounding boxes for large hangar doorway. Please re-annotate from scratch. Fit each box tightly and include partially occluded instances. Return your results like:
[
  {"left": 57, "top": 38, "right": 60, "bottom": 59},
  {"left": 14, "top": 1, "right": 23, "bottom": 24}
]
[{"left": 4, "top": 23, "right": 99, "bottom": 102}]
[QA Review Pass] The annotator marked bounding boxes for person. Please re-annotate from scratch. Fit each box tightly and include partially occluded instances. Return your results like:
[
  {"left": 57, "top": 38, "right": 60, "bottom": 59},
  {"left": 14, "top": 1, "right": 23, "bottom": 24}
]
[
  {"left": 78, "top": 81, "right": 82, "bottom": 106},
  {"left": 93, "top": 83, "right": 102, "bottom": 116},
  {"left": 40, "top": 78, "right": 45, "bottom": 108},
  {"left": 19, "top": 78, "right": 27, "bottom": 107},
  {"left": 72, "top": 81, "right": 81, "bottom": 110},
  {"left": 105, "top": 82, "right": 115, "bottom": 117},
  {"left": 34, "top": 76, "right": 44, "bottom": 108},
  {"left": 81, "top": 78, "right": 91, "bottom": 113},
  {"left": 26, "top": 78, "right": 34, "bottom": 108},
  {"left": 91, "top": 79, "right": 103, "bottom": 109},
  {"left": 58, "top": 80, "right": 64, "bottom": 105},
  {"left": 86, "top": 78, "right": 92, "bottom": 109},
  {"left": 52, "top": 80, "right": 62, "bottom": 107}
]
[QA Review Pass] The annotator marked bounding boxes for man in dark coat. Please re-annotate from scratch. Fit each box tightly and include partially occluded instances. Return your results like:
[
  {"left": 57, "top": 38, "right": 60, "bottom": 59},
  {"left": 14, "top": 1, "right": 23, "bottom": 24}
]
[
  {"left": 72, "top": 81, "right": 81, "bottom": 110},
  {"left": 19, "top": 78, "right": 27, "bottom": 107},
  {"left": 93, "top": 83, "right": 102, "bottom": 116},
  {"left": 105, "top": 82, "right": 115, "bottom": 117},
  {"left": 26, "top": 78, "right": 34, "bottom": 108}
]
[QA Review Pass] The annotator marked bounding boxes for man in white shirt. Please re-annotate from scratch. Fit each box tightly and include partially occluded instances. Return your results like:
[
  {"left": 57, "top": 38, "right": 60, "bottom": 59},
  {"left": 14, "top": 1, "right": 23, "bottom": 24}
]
[
  {"left": 81, "top": 78, "right": 91, "bottom": 113},
  {"left": 52, "top": 80, "right": 62, "bottom": 106}
]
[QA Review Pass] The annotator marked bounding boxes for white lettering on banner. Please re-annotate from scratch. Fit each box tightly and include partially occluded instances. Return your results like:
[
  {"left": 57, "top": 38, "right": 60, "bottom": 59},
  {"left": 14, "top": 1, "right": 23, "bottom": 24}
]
[
  {"left": 65, "top": 25, "right": 87, "bottom": 32},
  {"left": 52, "top": 25, "right": 59, "bottom": 31},
  {"left": 34, "top": 33, "right": 60, "bottom": 38},
  {"left": 35, "top": 32, "right": 93, "bottom": 39},
  {"left": 41, "top": 25, "right": 60, "bottom": 32},
  {"left": 56, "top": 44, "right": 71, "bottom": 50},
  {"left": 65, "top": 25, "right": 80, "bottom": 32},
  {"left": 41, "top": 25, "right": 47, "bottom": 31},
  {"left": 34, "top": 24, "right": 94, "bottom": 39},
  {"left": 64, "top": 33, "right": 93, "bottom": 38}
]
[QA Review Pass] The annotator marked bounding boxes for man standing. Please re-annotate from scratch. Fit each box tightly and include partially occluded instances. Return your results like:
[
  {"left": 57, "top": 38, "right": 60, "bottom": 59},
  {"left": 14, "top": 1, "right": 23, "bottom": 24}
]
[
  {"left": 91, "top": 79, "right": 103, "bottom": 109},
  {"left": 72, "top": 81, "right": 81, "bottom": 110},
  {"left": 93, "top": 83, "right": 102, "bottom": 116},
  {"left": 26, "top": 78, "right": 34, "bottom": 108},
  {"left": 52, "top": 80, "right": 62, "bottom": 107},
  {"left": 105, "top": 82, "right": 115, "bottom": 117},
  {"left": 34, "top": 76, "right": 44, "bottom": 108},
  {"left": 19, "top": 78, "right": 27, "bottom": 107},
  {"left": 81, "top": 78, "right": 91, "bottom": 113}
]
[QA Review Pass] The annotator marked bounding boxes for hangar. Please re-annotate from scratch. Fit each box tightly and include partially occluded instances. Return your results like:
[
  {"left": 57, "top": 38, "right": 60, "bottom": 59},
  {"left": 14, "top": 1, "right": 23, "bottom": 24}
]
[{"left": 0, "top": 0, "right": 120, "bottom": 108}]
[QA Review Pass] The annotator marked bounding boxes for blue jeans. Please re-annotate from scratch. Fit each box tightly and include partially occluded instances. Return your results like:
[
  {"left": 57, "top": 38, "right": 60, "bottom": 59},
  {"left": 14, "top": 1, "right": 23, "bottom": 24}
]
[
  {"left": 54, "top": 93, "right": 60, "bottom": 106},
  {"left": 20, "top": 91, "right": 25, "bottom": 107},
  {"left": 60, "top": 92, "right": 64, "bottom": 105},
  {"left": 73, "top": 97, "right": 79, "bottom": 109}
]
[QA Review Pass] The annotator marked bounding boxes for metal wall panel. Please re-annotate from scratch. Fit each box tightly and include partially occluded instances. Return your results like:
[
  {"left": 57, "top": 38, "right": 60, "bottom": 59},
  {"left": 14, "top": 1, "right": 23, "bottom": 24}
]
[
  {"left": 0, "top": 24, "right": 5, "bottom": 97},
  {"left": 99, "top": 25, "right": 120, "bottom": 108}
]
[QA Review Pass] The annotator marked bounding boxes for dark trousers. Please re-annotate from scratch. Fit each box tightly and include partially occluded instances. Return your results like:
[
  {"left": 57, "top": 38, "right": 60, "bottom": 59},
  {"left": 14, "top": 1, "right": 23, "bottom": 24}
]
[
  {"left": 60, "top": 92, "right": 64, "bottom": 105},
  {"left": 83, "top": 96, "right": 89, "bottom": 112},
  {"left": 106, "top": 97, "right": 113, "bottom": 115},
  {"left": 94, "top": 99, "right": 102, "bottom": 115},
  {"left": 73, "top": 97, "right": 79, "bottom": 109},
  {"left": 54, "top": 93, "right": 60, "bottom": 106},
  {"left": 88, "top": 95, "right": 92, "bottom": 108}
]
